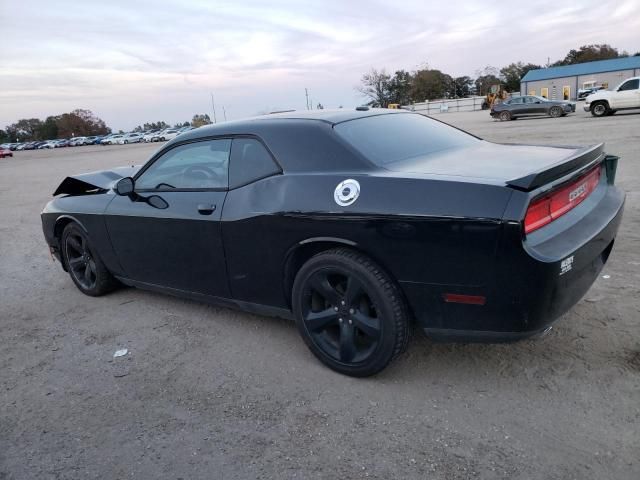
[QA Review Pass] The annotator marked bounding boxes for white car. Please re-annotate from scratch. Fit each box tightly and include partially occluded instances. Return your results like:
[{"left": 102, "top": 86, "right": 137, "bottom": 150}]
[
  {"left": 39, "top": 140, "right": 59, "bottom": 149},
  {"left": 101, "top": 134, "right": 124, "bottom": 145},
  {"left": 584, "top": 76, "right": 640, "bottom": 117},
  {"left": 117, "top": 133, "right": 144, "bottom": 144},
  {"left": 142, "top": 130, "right": 160, "bottom": 142},
  {"left": 69, "top": 137, "right": 87, "bottom": 147},
  {"left": 151, "top": 128, "right": 180, "bottom": 142}
]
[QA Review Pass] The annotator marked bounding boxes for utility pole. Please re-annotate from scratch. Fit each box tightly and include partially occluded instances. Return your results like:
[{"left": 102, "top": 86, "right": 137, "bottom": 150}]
[
  {"left": 222, "top": 106, "right": 227, "bottom": 121},
  {"left": 305, "top": 88, "right": 310, "bottom": 110},
  {"left": 210, "top": 93, "right": 217, "bottom": 123}
]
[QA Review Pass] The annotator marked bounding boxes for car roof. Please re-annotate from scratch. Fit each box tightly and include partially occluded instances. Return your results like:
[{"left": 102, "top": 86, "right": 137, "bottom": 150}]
[{"left": 175, "top": 108, "right": 408, "bottom": 143}]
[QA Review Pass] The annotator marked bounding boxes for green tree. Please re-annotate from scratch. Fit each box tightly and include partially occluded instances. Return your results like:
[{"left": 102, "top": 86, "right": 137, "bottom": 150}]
[
  {"left": 0, "top": 129, "right": 9, "bottom": 143},
  {"left": 500, "top": 62, "right": 542, "bottom": 92},
  {"left": 411, "top": 69, "right": 453, "bottom": 101},
  {"left": 191, "top": 114, "right": 211, "bottom": 127},
  {"left": 357, "top": 68, "right": 392, "bottom": 107},
  {"left": 387, "top": 70, "right": 413, "bottom": 105},
  {"left": 552, "top": 44, "right": 620, "bottom": 66},
  {"left": 39, "top": 116, "right": 59, "bottom": 140},
  {"left": 452, "top": 76, "right": 473, "bottom": 98},
  {"left": 6, "top": 118, "right": 43, "bottom": 142}
]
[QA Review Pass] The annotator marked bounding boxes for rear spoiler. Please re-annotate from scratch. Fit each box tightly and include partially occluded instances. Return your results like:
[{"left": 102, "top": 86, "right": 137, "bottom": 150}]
[{"left": 506, "top": 143, "right": 605, "bottom": 191}]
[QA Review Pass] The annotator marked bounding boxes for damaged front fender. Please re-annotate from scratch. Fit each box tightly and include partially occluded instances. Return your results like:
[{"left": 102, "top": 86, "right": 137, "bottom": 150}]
[{"left": 53, "top": 165, "right": 142, "bottom": 196}]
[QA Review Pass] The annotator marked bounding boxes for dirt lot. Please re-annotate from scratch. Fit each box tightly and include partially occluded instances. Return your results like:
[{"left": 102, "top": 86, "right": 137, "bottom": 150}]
[{"left": 1, "top": 109, "right": 639, "bottom": 479}]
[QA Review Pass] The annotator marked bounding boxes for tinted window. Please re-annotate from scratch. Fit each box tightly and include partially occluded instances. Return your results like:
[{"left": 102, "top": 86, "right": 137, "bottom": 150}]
[
  {"left": 619, "top": 79, "right": 639, "bottom": 91},
  {"left": 229, "top": 138, "right": 280, "bottom": 188},
  {"left": 334, "top": 113, "right": 478, "bottom": 166},
  {"left": 510, "top": 97, "right": 524, "bottom": 104},
  {"left": 136, "top": 139, "right": 231, "bottom": 190}
]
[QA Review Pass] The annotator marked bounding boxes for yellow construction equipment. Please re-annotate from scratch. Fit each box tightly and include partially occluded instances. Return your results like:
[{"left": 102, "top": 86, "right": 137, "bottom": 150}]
[
  {"left": 387, "top": 103, "right": 400, "bottom": 109},
  {"left": 481, "top": 85, "right": 509, "bottom": 110}
]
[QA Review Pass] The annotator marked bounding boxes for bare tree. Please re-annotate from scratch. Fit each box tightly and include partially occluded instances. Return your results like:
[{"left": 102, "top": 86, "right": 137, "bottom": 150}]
[{"left": 357, "top": 69, "right": 392, "bottom": 107}]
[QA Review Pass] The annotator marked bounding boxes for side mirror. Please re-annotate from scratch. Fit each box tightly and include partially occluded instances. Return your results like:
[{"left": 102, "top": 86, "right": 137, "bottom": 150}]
[{"left": 114, "top": 177, "right": 134, "bottom": 196}]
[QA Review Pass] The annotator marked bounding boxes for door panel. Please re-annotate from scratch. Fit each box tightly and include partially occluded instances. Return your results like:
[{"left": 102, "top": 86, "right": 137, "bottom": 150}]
[{"left": 105, "top": 191, "right": 229, "bottom": 296}]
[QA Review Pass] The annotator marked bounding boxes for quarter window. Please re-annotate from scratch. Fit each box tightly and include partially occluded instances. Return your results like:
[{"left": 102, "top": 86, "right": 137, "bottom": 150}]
[
  {"left": 229, "top": 138, "right": 280, "bottom": 188},
  {"left": 135, "top": 139, "right": 231, "bottom": 190}
]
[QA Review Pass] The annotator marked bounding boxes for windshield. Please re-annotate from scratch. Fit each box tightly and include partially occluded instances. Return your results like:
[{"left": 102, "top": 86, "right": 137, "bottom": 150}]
[{"left": 334, "top": 113, "right": 478, "bottom": 166}]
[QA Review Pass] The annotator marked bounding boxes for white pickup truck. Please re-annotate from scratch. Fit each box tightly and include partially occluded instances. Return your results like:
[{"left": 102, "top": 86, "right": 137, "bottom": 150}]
[{"left": 584, "top": 76, "right": 640, "bottom": 117}]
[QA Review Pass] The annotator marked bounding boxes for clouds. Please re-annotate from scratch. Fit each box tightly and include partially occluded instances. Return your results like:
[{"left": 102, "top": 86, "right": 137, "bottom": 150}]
[{"left": 1, "top": 0, "right": 638, "bottom": 130}]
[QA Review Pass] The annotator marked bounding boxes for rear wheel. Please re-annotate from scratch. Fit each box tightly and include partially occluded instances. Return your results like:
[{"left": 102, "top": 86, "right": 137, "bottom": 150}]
[
  {"left": 292, "top": 248, "right": 409, "bottom": 377},
  {"left": 61, "top": 223, "right": 118, "bottom": 296},
  {"left": 549, "top": 106, "right": 562, "bottom": 118},
  {"left": 499, "top": 111, "right": 511, "bottom": 121},
  {"left": 591, "top": 102, "right": 609, "bottom": 117}
]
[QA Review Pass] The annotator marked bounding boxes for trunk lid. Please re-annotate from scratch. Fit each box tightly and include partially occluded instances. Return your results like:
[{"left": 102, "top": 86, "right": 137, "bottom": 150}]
[{"left": 385, "top": 141, "right": 604, "bottom": 190}]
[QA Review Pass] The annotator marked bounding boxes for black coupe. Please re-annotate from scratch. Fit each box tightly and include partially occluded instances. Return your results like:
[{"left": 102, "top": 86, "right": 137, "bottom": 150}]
[
  {"left": 491, "top": 95, "right": 575, "bottom": 121},
  {"left": 42, "top": 109, "right": 624, "bottom": 376}
]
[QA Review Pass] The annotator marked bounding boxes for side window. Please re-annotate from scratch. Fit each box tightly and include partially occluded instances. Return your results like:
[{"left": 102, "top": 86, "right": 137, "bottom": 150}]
[
  {"left": 618, "top": 79, "right": 639, "bottom": 91},
  {"left": 510, "top": 97, "right": 524, "bottom": 104},
  {"left": 229, "top": 138, "right": 281, "bottom": 189},
  {"left": 135, "top": 139, "right": 231, "bottom": 191}
]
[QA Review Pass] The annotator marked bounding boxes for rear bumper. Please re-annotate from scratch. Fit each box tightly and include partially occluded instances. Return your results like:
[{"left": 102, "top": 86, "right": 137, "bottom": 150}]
[{"left": 401, "top": 182, "right": 625, "bottom": 343}]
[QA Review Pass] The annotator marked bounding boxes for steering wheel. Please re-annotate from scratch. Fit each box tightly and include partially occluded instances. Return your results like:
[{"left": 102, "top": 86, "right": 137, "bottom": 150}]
[{"left": 182, "top": 165, "right": 217, "bottom": 187}]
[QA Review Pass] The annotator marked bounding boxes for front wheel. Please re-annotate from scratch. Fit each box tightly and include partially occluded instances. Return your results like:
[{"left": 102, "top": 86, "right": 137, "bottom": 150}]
[
  {"left": 591, "top": 102, "right": 609, "bottom": 117},
  {"left": 61, "top": 223, "right": 118, "bottom": 296},
  {"left": 499, "top": 111, "right": 511, "bottom": 121},
  {"left": 292, "top": 248, "right": 410, "bottom": 377}
]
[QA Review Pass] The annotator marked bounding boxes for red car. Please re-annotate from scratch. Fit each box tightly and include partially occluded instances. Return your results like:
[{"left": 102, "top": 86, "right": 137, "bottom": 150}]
[{"left": 0, "top": 148, "right": 13, "bottom": 158}]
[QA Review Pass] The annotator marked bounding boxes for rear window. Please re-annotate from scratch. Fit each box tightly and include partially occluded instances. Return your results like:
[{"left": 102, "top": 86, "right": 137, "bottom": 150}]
[{"left": 334, "top": 113, "right": 478, "bottom": 166}]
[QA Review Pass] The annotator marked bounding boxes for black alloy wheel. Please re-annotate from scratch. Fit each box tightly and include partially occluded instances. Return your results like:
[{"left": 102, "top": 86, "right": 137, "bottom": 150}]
[
  {"left": 61, "top": 223, "right": 118, "bottom": 296},
  {"left": 293, "top": 249, "right": 409, "bottom": 377}
]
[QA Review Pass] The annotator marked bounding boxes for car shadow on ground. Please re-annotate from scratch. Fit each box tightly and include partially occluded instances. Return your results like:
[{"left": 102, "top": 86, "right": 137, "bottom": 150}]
[{"left": 108, "top": 286, "right": 636, "bottom": 389}]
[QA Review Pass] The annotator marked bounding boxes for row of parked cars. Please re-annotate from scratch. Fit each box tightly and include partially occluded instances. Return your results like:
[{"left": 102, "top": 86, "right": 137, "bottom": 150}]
[{"left": 0, "top": 126, "right": 196, "bottom": 152}]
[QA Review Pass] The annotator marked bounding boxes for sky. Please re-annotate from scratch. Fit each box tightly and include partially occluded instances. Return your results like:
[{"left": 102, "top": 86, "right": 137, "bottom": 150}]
[{"left": 1, "top": 0, "right": 638, "bottom": 131}]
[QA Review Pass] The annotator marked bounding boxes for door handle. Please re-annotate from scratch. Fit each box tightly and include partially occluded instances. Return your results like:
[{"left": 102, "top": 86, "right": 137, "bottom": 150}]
[{"left": 197, "top": 204, "right": 216, "bottom": 215}]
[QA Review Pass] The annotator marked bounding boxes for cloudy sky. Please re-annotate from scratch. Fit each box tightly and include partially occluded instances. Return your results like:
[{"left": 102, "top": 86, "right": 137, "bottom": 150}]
[{"left": 1, "top": 0, "right": 638, "bottom": 131}]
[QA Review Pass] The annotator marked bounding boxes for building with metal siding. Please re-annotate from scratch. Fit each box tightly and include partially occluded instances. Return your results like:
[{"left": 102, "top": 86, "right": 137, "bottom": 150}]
[{"left": 521, "top": 57, "right": 640, "bottom": 101}]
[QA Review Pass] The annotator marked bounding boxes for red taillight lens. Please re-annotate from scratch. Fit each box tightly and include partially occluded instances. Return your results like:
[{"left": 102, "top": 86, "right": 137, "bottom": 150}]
[{"left": 524, "top": 166, "right": 601, "bottom": 234}]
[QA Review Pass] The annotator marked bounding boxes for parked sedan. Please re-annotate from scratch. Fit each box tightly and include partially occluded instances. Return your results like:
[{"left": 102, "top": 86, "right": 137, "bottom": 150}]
[
  {"left": 150, "top": 128, "right": 180, "bottom": 142},
  {"left": 69, "top": 137, "right": 87, "bottom": 147},
  {"left": 0, "top": 147, "right": 13, "bottom": 158},
  {"left": 39, "top": 140, "right": 59, "bottom": 149},
  {"left": 491, "top": 96, "right": 575, "bottom": 121},
  {"left": 41, "top": 109, "right": 624, "bottom": 376},
  {"left": 101, "top": 135, "right": 124, "bottom": 145},
  {"left": 118, "top": 133, "right": 144, "bottom": 144}
]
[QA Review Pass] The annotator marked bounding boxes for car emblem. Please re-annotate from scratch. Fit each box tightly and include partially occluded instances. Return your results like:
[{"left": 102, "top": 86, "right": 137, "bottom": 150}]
[{"left": 334, "top": 179, "right": 360, "bottom": 206}]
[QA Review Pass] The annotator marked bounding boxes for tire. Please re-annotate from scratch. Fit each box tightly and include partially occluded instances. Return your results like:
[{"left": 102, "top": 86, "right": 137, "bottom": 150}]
[
  {"left": 61, "top": 223, "right": 118, "bottom": 296},
  {"left": 591, "top": 102, "right": 609, "bottom": 117},
  {"left": 499, "top": 111, "right": 511, "bottom": 121},
  {"left": 549, "top": 106, "right": 562, "bottom": 118},
  {"left": 292, "top": 248, "right": 410, "bottom": 377},
  {"left": 124, "top": 140, "right": 128, "bottom": 144}
]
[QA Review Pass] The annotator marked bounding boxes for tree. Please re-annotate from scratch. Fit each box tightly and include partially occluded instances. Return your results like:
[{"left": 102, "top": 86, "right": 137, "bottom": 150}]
[
  {"left": 6, "top": 118, "right": 43, "bottom": 142},
  {"left": 39, "top": 116, "right": 59, "bottom": 140},
  {"left": 471, "top": 66, "right": 500, "bottom": 96},
  {"left": 412, "top": 69, "right": 453, "bottom": 101},
  {"left": 452, "top": 76, "right": 473, "bottom": 98},
  {"left": 552, "top": 44, "right": 621, "bottom": 66},
  {"left": 500, "top": 62, "right": 542, "bottom": 92},
  {"left": 387, "top": 70, "right": 413, "bottom": 105},
  {"left": 357, "top": 69, "right": 392, "bottom": 107},
  {"left": 191, "top": 114, "right": 211, "bottom": 127},
  {"left": 0, "top": 129, "right": 9, "bottom": 143},
  {"left": 56, "top": 109, "right": 110, "bottom": 138}
]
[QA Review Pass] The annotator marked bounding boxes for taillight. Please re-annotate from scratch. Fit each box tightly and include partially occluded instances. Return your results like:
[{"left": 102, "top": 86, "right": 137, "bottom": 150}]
[{"left": 524, "top": 166, "right": 601, "bottom": 234}]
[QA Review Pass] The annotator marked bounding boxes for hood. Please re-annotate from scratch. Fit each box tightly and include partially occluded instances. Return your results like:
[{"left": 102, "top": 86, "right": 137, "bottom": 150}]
[{"left": 53, "top": 165, "right": 142, "bottom": 196}]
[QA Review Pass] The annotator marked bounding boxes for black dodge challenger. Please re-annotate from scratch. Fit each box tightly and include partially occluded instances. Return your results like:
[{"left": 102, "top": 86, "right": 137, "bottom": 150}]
[{"left": 42, "top": 109, "right": 624, "bottom": 376}]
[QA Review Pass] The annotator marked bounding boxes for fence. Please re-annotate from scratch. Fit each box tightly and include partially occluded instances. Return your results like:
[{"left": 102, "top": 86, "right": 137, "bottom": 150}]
[{"left": 407, "top": 96, "right": 486, "bottom": 114}]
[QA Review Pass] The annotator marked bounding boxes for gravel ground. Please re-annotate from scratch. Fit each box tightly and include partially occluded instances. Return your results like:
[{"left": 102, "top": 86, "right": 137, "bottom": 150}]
[{"left": 1, "top": 109, "right": 639, "bottom": 479}]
